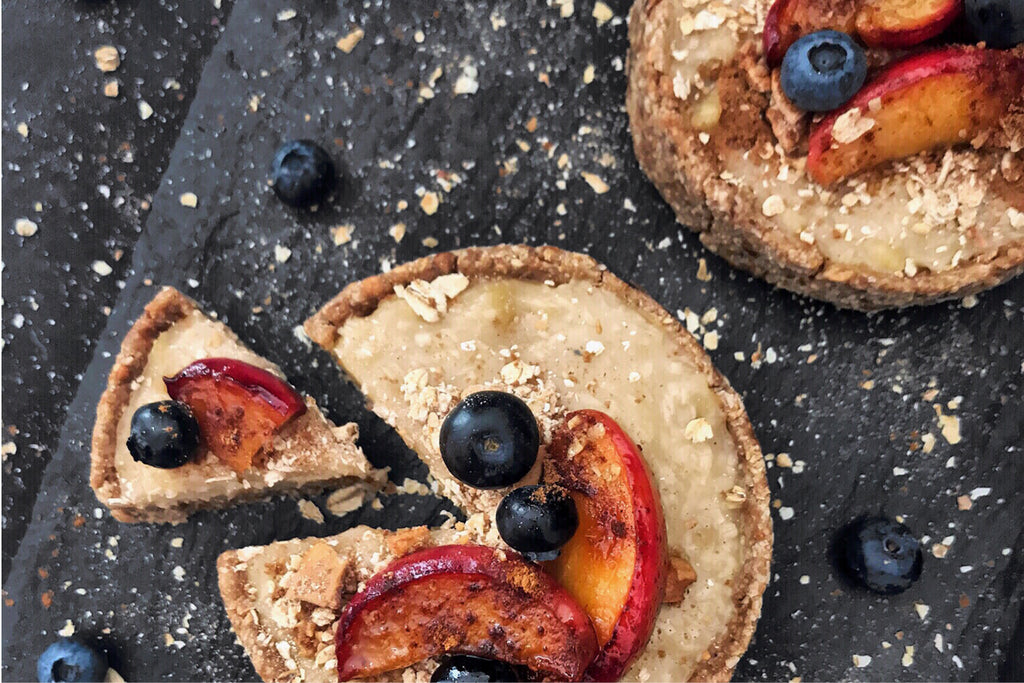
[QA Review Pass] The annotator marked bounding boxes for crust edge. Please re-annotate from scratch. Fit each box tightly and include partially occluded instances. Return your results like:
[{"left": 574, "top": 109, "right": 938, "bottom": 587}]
[{"left": 303, "top": 244, "right": 772, "bottom": 682}]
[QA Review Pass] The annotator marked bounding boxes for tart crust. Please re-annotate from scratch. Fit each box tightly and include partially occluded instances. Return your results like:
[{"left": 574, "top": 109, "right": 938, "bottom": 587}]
[
  {"left": 90, "top": 287, "right": 376, "bottom": 524},
  {"left": 302, "top": 244, "right": 772, "bottom": 682},
  {"left": 626, "top": 0, "right": 1024, "bottom": 310}
]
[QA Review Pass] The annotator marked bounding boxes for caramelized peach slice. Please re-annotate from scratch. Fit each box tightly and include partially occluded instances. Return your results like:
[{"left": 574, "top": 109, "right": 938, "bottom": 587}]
[
  {"left": 807, "top": 47, "right": 1024, "bottom": 186},
  {"left": 334, "top": 544, "right": 598, "bottom": 681},
  {"left": 544, "top": 410, "right": 668, "bottom": 682},
  {"left": 855, "top": 0, "right": 962, "bottom": 48},
  {"left": 763, "top": 0, "right": 858, "bottom": 66},
  {"left": 164, "top": 358, "right": 306, "bottom": 472}
]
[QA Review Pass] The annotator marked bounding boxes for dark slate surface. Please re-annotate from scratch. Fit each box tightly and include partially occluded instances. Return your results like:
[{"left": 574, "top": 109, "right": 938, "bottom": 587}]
[{"left": 3, "top": 0, "right": 1022, "bottom": 681}]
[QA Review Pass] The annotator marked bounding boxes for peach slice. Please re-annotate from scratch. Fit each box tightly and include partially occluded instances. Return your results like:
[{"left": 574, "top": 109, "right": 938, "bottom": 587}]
[
  {"left": 334, "top": 544, "right": 598, "bottom": 681},
  {"left": 855, "top": 0, "right": 962, "bottom": 48},
  {"left": 164, "top": 357, "right": 306, "bottom": 472},
  {"left": 807, "top": 46, "right": 1024, "bottom": 185},
  {"left": 543, "top": 410, "right": 668, "bottom": 682},
  {"left": 763, "top": 0, "right": 858, "bottom": 66}
]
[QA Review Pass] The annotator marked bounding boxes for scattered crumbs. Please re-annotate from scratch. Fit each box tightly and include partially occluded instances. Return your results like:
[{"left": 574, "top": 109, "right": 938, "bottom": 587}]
[
  {"left": 138, "top": 100, "right": 154, "bottom": 120},
  {"left": 914, "top": 602, "right": 930, "bottom": 620},
  {"left": 684, "top": 418, "right": 713, "bottom": 443},
  {"left": 778, "top": 506, "right": 794, "bottom": 520},
  {"left": 179, "top": 192, "right": 198, "bottom": 208},
  {"left": 580, "top": 172, "right": 610, "bottom": 194},
  {"left": 422, "top": 236, "right": 439, "bottom": 248},
  {"left": 902, "top": 645, "right": 915, "bottom": 667},
  {"left": 921, "top": 433, "right": 936, "bottom": 453},
  {"left": 592, "top": 1, "right": 614, "bottom": 25},
  {"left": 852, "top": 655, "right": 871, "bottom": 668},
  {"left": 957, "top": 495, "right": 972, "bottom": 511},
  {"left": 453, "top": 63, "right": 480, "bottom": 95},
  {"left": 15, "top": 218, "right": 38, "bottom": 237},
  {"left": 933, "top": 405, "right": 962, "bottom": 444},
  {"left": 761, "top": 195, "right": 785, "bottom": 217},
  {"left": 91, "top": 260, "right": 113, "bottom": 276},
  {"left": 94, "top": 45, "right": 120, "bottom": 72},
  {"left": 274, "top": 244, "right": 292, "bottom": 263},
  {"left": 335, "top": 28, "right": 364, "bottom": 53},
  {"left": 583, "top": 64, "right": 595, "bottom": 84},
  {"left": 276, "top": 8, "right": 297, "bottom": 20},
  {"left": 420, "top": 191, "right": 440, "bottom": 215},
  {"left": 170, "top": 537, "right": 184, "bottom": 548},
  {"left": 703, "top": 330, "right": 719, "bottom": 350},
  {"left": 103, "top": 80, "right": 119, "bottom": 98},
  {"left": 297, "top": 499, "right": 325, "bottom": 524},
  {"left": 58, "top": 620, "right": 75, "bottom": 637},
  {"left": 331, "top": 224, "right": 354, "bottom": 245},
  {"left": 172, "top": 565, "right": 186, "bottom": 581},
  {"left": 389, "top": 222, "right": 406, "bottom": 243},
  {"left": 696, "top": 258, "right": 711, "bottom": 281}
]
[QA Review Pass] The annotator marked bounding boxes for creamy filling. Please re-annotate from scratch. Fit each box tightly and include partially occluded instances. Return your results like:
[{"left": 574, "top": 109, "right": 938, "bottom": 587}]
[
  {"left": 331, "top": 279, "right": 747, "bottom": 681},
  {"left": 111, "top": 311, "right": 367, "bottom": 509},
  {"left": 660, "top": 0, "right": 1024, "bottom": 275}
]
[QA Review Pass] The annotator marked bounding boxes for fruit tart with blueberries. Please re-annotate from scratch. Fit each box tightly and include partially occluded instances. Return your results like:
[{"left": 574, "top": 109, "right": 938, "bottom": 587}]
[
  {"left": 627, "top": 0, "right": 1024, "bottom": 309},
  {"left": 217, "top": 245, "right": 771, "bottom": 682},
  {"left": 90, "top": 287, "right": 383, "bottom": 524}
]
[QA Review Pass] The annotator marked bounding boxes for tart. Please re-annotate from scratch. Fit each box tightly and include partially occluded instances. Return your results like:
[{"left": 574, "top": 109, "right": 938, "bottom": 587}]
[
  {"left": 218, "top": 245, "right": 771, "bottom": 681},
  {"left": 627, "top": 0, "right": 1024, "bottom": 309},
  {"left": 90, "top": 287, "right": 382, "bottom": 524}
]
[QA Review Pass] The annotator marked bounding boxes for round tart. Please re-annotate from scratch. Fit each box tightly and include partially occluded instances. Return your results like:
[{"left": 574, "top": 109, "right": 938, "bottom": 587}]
[
  {"left": 627, "top": 0, "right": 1024, "bottom": 309},
  {"left": 219, "top": 245, "right": 771, "bottom": 682}
]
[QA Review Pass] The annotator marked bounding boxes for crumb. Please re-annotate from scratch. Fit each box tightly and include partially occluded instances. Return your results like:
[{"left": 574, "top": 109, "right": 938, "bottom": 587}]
[
  {"left": 336, "top": 28, "right": 364, "bottom": 53},
  {"left": 94, "top": 45, "right": 120, "bottom": 72}
]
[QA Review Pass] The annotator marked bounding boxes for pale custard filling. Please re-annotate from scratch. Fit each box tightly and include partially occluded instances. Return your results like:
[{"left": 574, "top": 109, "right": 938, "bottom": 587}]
[
  {"left": 660, "top": 0, "right": 1024, "bottom": 275},
  {"left": 332, "top": 279, "right": 747, "bottom": 681},
  {"left": 111, "top": 311, "right": 361, "bottom": 508}
]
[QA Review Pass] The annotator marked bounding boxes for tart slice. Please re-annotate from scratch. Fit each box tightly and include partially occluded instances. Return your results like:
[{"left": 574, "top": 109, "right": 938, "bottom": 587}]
[
  {"left": 90, "top": 287, "right": 382, "bottom": 523},
  {"left": 239, "top": 244, "right": 769, "bottom": 681},
  {"left": 627, "top": 0, "right": 1024, "bottom": 309}
]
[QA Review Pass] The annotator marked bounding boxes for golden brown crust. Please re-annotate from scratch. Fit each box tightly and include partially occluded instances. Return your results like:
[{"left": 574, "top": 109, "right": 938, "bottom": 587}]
[
  {"left": 304, "top": 245, "right": 772, "bottom": 682},
  {"left": 90, "top": 287, "right": 373, "bottom": 524},
  {"left": 625, "top": 0, "right": 1024, "bottom": 311}
]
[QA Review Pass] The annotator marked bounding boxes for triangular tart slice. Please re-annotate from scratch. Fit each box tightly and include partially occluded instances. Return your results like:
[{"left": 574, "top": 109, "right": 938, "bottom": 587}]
[{"left": 90, "top": 287, "right": 382, "bottom": 523}]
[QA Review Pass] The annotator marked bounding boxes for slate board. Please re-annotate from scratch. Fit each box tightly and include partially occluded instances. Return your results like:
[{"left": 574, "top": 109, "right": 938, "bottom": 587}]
[{"left": 3, "top": 0, "right": 1023, "bottom": 680}]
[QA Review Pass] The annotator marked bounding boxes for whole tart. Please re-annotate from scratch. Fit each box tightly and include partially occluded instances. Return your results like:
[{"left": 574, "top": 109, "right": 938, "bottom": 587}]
[
  {"left": 627, "top": 0, "right": 1024, "bottom": 310},
  {"left": 90, "top": 287, "right": 382, "bottom": 524},
  {"left": 218, "top": 245, "right": 771, "bottom": 681}
]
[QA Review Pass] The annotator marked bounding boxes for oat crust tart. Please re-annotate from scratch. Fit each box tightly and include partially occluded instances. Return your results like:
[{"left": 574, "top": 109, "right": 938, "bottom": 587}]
[
  {"left": 218, "top": 245, "right": 772, "bottom": 682},
  {"left": 90, "top": 287, "right": 381, "bottom": 524},
  {"left": 627, "top": 0, "right": 1024, "bottom": 310}
]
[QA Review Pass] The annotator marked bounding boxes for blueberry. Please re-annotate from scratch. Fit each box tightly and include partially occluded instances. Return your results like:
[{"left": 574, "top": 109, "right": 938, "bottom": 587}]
[
  {"left": 497, "top": 484, "right": 579, "bottom": 554},
  {"left": 431, "top": 655, "right": 521, "bottom": 683},
  {"left": 269, "top": 139, "right": 336, "bottom": 208},
  {"left": 780, "top": 30, "right": 867, "bottom": 112},
  {"left": 37, "top": 639, "right": 107, "bottom": 683},
  {"left": 838, "top": 516, "right": 923, "bottom": 594},
  {"left": 439, "top": 391, "right": 539, "bottom": 489},
  {"left": 966, "top": 0, "right": 1024, "bottom": 48},
  {"left": 126, "top": 400, "right": 200, "bottom": 469}
]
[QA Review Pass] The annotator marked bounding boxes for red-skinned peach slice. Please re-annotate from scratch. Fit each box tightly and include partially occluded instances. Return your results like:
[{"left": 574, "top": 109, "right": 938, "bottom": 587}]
[
  {"left": 334, "top": 544, "right": 598, "bottom": 681},
  {"left": 855, "top": 0, "right": 962, "bottom": 48},
  {"left": 807, "top": 46, "right": 1024, "bottom": 186},
  {"left": 164, "top": 357, "right": 306, "bottom": 472},
  {"left": 543, "top": 410, "right": 668, "bottom": 682},
  {"left": 763, "top": 0, "right": 858, "bottom": 66}
]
